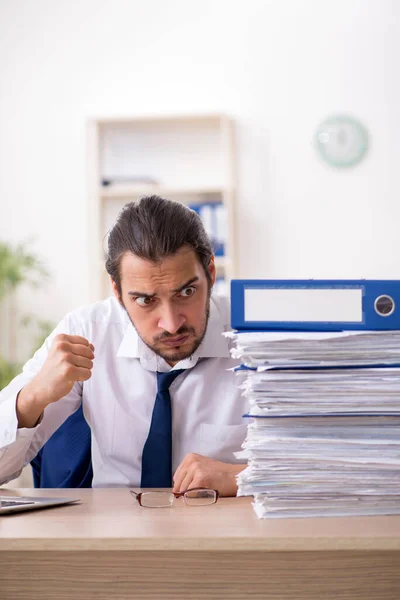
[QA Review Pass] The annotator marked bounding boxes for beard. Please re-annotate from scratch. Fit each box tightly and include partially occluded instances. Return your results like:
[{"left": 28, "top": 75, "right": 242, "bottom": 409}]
[{"left": 124, "top": 295, "right": 211, "bottom": 364}]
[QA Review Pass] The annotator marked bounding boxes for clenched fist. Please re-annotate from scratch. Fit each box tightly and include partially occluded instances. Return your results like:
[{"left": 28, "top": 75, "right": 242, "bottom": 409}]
[{"left": 17, "top": 334, "right": 95, "bottom": 429}]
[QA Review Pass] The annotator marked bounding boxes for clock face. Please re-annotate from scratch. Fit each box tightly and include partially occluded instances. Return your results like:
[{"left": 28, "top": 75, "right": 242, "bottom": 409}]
[{"left": 315, "top": 115, "right": 369, "bottom": 167}]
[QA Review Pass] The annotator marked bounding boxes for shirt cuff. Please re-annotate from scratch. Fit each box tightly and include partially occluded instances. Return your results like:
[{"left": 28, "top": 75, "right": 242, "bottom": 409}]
[{"left": 0, "top": 391, "right": 40, "bottom": 451}]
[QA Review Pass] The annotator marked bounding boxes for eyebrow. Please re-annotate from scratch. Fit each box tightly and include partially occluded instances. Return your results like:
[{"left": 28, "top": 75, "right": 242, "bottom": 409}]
[{"left": 128, "top": 276, "right": 200, "bottom": 298}]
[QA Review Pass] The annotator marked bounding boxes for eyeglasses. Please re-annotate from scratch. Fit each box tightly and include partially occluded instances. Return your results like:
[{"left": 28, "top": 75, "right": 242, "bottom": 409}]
[{"left": 130, "top": 487, "right": 219, "bottom": 508}]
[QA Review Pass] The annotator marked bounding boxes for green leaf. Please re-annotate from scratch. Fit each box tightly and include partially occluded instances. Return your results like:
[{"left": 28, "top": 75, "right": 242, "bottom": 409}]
[
  {"left": 0, "top": 240, "right": 49, "bottom": 300},
  {"left": 0, "top": 240, "right": 53, "bottom": 389}
]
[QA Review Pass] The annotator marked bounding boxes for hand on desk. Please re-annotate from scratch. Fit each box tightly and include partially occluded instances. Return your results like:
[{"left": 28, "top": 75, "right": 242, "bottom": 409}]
[{"left": 173, "top": 453, "right": 246, "bottom": 497}]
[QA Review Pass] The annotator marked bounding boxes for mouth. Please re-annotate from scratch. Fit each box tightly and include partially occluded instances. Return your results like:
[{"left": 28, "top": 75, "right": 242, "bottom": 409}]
[{"left": 161, "top": 334, "right": 190, "bottom": 348}]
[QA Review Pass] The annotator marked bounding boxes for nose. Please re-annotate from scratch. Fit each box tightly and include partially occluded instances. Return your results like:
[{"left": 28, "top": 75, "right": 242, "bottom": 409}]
[{"left": 158, "top": 304, "right": 185, "bottom": 334}]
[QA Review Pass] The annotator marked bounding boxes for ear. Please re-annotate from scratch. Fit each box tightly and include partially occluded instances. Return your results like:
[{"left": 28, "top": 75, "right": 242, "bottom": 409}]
[
  {"left": 111, "top": 278, "right": 123, "bottom": 305},
  {"left": 208, "top": 255, "right": 217, "bottom": 287}
]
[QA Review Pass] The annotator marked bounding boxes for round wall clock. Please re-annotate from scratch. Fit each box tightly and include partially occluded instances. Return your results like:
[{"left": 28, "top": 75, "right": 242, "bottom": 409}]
[{"left": 315, "top": 115, "right": 369, "bottom": 168}]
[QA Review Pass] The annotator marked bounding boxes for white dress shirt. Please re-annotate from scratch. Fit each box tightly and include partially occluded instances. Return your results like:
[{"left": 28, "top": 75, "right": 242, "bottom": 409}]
[{"left": 0, "top": 294, "right": 248, "bottom": 487}]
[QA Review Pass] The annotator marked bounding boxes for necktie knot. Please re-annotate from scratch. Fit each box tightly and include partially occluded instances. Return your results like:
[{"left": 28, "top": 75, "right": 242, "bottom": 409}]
[{"left": 156, "top": 369, "right": 185, "bottom": 392}]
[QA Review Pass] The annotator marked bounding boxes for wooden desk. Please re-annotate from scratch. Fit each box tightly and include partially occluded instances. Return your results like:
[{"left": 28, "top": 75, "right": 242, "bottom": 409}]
[{"left": 1, "top": 488, "right": 400, "bottom": 599}]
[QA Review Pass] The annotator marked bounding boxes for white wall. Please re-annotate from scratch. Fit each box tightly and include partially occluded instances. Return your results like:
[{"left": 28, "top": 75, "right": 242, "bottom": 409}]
[{"left": 0, "top": 0, "right": 399, "bottom": 351}]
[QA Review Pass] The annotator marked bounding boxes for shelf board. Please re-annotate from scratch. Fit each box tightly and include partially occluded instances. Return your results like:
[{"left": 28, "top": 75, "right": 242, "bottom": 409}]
[
  {"left": 100, "top": 185, "right": 231, "bottom": 199},
  {"left": 94, "top": 113, "right": 229, "bottom": 126}
]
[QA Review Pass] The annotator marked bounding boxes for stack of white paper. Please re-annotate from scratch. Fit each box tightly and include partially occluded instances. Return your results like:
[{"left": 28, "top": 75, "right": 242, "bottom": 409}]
[
  {"left": 229, "top": 330, "right": 400, "bottom": 367},
  {"left": 227, "top": 331, "right": 400, "bottom": 518}
]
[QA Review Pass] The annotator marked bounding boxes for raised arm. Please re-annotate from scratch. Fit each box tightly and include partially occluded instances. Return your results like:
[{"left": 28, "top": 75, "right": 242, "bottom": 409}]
[
  {"left": 0, "top": 320, "right": 94, "bottom": 485},
  {"left": 17, "top": 334, "right": 94, "bottom": 428}
]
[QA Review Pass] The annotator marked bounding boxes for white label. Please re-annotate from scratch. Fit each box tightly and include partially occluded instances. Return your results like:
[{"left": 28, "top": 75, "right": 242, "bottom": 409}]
[{"left": 244, "top": 288, "right": 363, "bottom": 323}]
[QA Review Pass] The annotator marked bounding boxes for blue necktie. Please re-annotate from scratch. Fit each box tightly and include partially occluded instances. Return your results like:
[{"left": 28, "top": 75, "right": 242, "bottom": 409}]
[{"left": 140, "top": 369, "right": 185, "bottom": 488}]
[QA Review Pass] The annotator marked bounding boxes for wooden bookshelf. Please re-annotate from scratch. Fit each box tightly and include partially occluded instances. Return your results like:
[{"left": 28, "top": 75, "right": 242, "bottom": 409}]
[{"left": 87, "top": 114, "right": 236, "bottom": 301}]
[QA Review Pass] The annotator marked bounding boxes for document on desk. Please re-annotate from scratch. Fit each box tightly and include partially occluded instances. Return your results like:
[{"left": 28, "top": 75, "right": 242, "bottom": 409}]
[
  {"left": 237, "top": 414, "right": 400, "bottom": 518},
  {"left": 227, "top": 330, "right": 400, "bottom": 368},
  {"left": 228, "top": 329, "right": 400, "bottom": 518},
  {"left": 239, "top": 367, "right": 400, "bottom": 415}
]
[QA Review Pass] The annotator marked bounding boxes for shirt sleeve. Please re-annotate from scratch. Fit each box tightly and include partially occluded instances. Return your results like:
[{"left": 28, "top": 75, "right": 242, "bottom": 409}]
[{"left": 0, "top": 313, "right": 84, "bottom": 485}]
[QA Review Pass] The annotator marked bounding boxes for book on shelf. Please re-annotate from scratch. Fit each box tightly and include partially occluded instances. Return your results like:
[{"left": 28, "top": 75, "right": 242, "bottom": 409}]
[{"left": 189, "top": 202, "right": 226, "bottom": 257}]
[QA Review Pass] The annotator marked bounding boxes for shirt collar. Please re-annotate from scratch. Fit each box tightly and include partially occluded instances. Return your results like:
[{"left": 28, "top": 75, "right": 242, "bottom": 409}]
[{"left": 116, "top": 294, "right": 231, "bottom": 370}]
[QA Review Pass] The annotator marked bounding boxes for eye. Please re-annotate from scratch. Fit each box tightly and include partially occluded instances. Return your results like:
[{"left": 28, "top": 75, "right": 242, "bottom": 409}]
[
  {"left": 179, "top": 286, "right": 196, "bottom": 298},
  {"left": 135, "top": 296, "right": 154, "bottom": 307}
]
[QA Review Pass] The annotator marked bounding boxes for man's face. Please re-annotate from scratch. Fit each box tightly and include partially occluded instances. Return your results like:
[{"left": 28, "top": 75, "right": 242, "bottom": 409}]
[{"left": 112, "top": 246, "right": 216, "bottom": 366}]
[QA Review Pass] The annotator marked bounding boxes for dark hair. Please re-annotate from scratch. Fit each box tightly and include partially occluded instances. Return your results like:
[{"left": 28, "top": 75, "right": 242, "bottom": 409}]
[{"left": 105, "top": 195, "right": 213, "bottom": 295}]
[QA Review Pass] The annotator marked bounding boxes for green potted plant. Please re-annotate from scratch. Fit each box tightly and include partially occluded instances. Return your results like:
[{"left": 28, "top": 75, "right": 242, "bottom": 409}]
[{"left": 0, "top": 241, "right": 51, "bottom": 390}]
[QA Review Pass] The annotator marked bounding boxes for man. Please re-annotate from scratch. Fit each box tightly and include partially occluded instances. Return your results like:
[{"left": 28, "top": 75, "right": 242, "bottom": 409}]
[{"left": 0, "top": 195, "right": 247, "bottom": 495}]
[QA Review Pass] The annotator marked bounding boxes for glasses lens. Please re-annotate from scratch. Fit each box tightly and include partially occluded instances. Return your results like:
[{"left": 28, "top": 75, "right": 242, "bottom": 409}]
[
  {"left": 184, "top": 489, "right": 217, "bottom": 506},
  {"left": 140, "top": 492, "right": 174, "bottom": 508}
]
